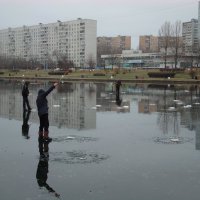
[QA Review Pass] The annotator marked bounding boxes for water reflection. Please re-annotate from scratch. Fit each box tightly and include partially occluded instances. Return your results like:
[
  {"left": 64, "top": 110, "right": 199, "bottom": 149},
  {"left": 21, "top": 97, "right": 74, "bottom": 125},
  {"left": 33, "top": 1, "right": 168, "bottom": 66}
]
[
  {"left": 22, "top": 110, "right": 31, "bottom": 139},
  {"left": 36, "top": 140, "right": 60, "bottom": 198},
  {"left": 115, "top": 80, "right": 122, "bottom": 106},
  {"left": 2, "top": 80, "right": 200, "bottom": 199},
  {"left": 1, "top": 80, "right": 200, "bottom": 149}
]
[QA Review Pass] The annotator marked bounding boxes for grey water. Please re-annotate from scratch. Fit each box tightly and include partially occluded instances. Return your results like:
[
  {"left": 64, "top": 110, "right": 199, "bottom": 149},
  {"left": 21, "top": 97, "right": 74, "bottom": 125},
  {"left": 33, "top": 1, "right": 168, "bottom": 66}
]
[{"left": 0, "top": 80, "right": 200, "bottom": 200}]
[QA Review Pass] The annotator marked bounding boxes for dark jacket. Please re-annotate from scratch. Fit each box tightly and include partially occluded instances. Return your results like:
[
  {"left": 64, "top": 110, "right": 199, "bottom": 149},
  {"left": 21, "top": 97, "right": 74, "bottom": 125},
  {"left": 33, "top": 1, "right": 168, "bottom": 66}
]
[
  {"left": 36, "top": 85, "right": 55, "bottom": 116},
  {"left": 22, "top": 82, "right": 29, "bottom": 97}
]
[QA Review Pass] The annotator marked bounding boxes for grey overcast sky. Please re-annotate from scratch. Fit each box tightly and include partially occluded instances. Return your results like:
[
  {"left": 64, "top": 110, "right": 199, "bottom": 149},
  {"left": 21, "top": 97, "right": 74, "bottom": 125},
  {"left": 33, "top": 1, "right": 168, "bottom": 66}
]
[{"left": 0, "top": 0, "right": 198, "bottom": 48}]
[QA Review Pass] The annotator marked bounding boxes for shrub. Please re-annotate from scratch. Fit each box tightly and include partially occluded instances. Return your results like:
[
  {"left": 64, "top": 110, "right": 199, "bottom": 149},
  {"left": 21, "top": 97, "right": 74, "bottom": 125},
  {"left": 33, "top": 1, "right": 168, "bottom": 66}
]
[
  {"left": 148, "top": 72, "right": 176, "bottom": 78},
  {"left": 160, "top": 68, "right": 185, "bottom": 72},
  {"left": 48, "top": 71, "right": 68, "bottom": 75},
  {"left": 188, "top": 69, "right": 197, "bottom": 79},
  {"left": 0, "top": 72, "right": 4, "bottom": 75},
  {"left": 93, "top": 73, "right": 105, "bottom": 76}
]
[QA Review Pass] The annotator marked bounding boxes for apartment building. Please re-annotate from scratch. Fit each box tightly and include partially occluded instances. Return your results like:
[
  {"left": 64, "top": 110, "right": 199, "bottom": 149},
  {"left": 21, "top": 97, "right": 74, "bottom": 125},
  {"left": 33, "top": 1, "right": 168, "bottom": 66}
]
[
  {"left": 182, "top": 19, "right": 199, "bottom": 55},
  {"left": 0, "top": 18, "right": 97, "bottom": 68},
  {"left": 97, "top": 35, "right": 131, "bottom": 66},
  {"left": 139, "top": 35, "right": 158, "bottom": 53},
  {"left": 97, "top": 35, "right": 131, "bottom": 53},
  {"left": 198, "top": 1, "right": 200, "bottom": 44}
]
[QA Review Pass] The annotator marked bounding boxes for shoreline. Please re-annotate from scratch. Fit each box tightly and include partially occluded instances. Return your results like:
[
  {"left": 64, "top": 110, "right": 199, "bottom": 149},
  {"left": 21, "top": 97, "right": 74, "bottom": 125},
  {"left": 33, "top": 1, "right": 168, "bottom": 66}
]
[{"left": 1, "top": 76, "right": 200, "bottom": 85}]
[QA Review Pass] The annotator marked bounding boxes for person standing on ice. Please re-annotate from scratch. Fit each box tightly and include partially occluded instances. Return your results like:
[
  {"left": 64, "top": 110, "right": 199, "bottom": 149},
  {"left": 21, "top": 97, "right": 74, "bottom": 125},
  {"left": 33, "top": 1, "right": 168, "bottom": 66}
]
[
  {"left": 36, "top": 82, "right": 58, "bottom": 143},
  {"left": 22, "top": 81, "right": 32, "bottom": 111},
  {"left": 115, "top": 80, "right": 122, "bottom": 106}
]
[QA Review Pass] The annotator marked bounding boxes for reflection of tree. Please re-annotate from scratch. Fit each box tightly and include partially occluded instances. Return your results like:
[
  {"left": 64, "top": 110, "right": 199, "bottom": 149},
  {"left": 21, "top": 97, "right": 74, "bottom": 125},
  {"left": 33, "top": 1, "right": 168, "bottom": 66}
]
[
  {"left": 57, "top": 83, "right": 74, "bottom": 93},
  {"left": 157, "top": 86, "right": 180, "bottom": 136},
  {"left": 157, "top": 87, "right": 169, "bottom": 134}
]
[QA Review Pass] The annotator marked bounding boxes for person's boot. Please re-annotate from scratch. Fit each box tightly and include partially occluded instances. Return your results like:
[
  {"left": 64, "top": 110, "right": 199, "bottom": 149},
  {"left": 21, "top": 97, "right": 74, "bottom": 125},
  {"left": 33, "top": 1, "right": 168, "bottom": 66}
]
[
  {"left": 38, "top": 131, "right": 43, "bottom": 142},
  {"left": 43, "top": 131, "right": 52, "bottom": 143}
]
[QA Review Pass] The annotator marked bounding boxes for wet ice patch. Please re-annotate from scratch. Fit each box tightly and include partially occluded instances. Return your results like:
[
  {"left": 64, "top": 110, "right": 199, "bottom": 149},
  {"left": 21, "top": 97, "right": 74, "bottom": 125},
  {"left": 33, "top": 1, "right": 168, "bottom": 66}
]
[
  {"left": 96, "top": 105, "right": 101, "bottom": 108},
  {"left": 153, "top": 136, "right": 193, "bottom": 144},
  {"left": 168, "top": 107, "right": 176, "bottom": 111},
  {"left": 53, "top": 135, "right": 97, "bottom": 143},
  {"left": 183, "top": 105, "right": 192, "bottom": 108},
  {"left": 91, "top": 106, "right": 97, "bottom": 110},
  {"left": 50, "top": 150, "right": 109, "bottom": 164},
  {"left": 53, "top": 104, "right": 60, "bottom": 108}
]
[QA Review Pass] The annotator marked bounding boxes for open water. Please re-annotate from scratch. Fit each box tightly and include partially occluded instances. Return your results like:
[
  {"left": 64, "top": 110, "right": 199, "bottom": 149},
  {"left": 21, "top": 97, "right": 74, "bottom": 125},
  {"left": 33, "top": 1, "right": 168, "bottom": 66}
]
[{"left": 0, "top": 80, "right": 200, "bottom": 200}]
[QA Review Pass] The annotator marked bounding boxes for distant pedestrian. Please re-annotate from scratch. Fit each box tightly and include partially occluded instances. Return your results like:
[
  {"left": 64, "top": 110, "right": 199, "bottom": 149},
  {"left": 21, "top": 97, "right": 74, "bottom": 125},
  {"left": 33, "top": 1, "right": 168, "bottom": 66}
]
[
  {"left": 115, "top": 80, "right": 122, "bottom": 106},
  {"left": 22, "top": 81, "right": 31, "bottom": 111},
  {"left": 115, "top": 80, "right": 122, "bottom": 100},
  {"left": 36, "top": 82, "right": 58, "bottom": 143}
]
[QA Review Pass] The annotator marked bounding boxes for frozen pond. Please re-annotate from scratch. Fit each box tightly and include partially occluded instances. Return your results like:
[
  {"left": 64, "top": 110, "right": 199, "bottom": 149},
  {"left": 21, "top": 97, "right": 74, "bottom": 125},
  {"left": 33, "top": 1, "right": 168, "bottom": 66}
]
[{"left": 0, "top": 80, "right": 200, "bottom": 200}]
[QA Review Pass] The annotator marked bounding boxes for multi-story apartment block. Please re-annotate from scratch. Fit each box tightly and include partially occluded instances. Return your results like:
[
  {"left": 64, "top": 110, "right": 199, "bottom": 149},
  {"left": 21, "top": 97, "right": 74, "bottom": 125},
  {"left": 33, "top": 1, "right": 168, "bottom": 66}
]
[
  {"left": 97, "top": 35, "right": 131, "bottom": 53},
  {"left": 97, "top": 35, "right": 131, "bottom": 66},
  {"left": 198, "top": 1, "right": 200, "bottom": 44},
  {"left": 0, "top": 18, "right": 97, "bottom": 68},
  {"left": 182, "top": 19, "right": 199, "bottom": 55},
  {"left": 139, "top": 35, "right": 158, "bottom": 53}
]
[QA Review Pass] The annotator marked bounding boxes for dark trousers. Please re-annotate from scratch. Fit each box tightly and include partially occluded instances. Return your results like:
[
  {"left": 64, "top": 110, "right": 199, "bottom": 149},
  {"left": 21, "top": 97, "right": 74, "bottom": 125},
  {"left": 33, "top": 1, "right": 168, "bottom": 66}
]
[
  {"left": 23, "top": 96, "right": 31, "bottom": 110},
  {"left": 39, "top": 114, "right": 49, "bottom": 132}
]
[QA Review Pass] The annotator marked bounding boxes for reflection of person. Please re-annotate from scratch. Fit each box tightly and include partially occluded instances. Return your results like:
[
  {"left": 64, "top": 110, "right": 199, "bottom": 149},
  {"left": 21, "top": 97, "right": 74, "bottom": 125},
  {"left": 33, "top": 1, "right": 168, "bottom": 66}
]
[
  {"left": 115, "top": 80, "right": 122, "bottom": 106},
  {"left": 22, "top": 81, "right": 31, "bottom": 111},
  {"left": 22, "top": 110, "right": 31, "bottom": 139},
  {"left": 36, "top": 82, "right": 58, "bottom": 142},
  {"left": 36, "top": 140, "right": 60, "bottom": 198}
]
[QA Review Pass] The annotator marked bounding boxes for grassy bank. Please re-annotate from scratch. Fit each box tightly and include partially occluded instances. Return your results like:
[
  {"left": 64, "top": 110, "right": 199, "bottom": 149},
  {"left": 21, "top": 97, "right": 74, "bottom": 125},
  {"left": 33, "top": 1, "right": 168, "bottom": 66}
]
[{"left": 0, "top": 68, "right": 199, "bottom": 84}]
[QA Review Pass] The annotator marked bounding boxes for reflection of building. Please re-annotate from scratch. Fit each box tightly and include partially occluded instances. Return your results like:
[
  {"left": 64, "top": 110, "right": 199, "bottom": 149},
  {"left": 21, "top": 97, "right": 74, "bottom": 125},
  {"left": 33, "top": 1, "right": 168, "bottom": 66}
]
[
  {"left": 0, "top": 81, "right": 96, "bottom": 130},
  {"left": 195, "top": 124, "right": 200, "bottom": 150},
  {"left": 96, "top": 83, "right": 131, "bottom": 112},
  {"left": 50, "top": 83, "right": 96, "bottom": 129},
  {"left": 138, "top": 99, "right": 157, "bottom": 113}
]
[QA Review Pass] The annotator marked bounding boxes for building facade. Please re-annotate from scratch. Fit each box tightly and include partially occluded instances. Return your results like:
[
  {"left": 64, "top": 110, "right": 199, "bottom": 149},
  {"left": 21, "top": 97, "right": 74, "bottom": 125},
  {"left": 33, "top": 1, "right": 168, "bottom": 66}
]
[
  {"left": 182, "top": 19, "right": 199, "bottom": 55},
  {"left": 97, "top": 35, "right": 131, "bottom": 66},
  {"left": 97, "top": 35, "right": 131, "bottom": 53},
  {"left": 139, "top": 35, "right": 159, "bottom": 53},
  {"left": 0, "top": 18, "right": 97, "bottom": 68},
  {"left": 198, "top": 1, "right": 200, "bottom": 44}
]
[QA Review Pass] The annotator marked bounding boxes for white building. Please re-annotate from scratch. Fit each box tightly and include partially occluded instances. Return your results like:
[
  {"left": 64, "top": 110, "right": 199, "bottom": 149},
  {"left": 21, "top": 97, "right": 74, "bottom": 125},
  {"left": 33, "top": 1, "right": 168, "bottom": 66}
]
[
  {"left": 182, "top": 19, "right": 199, "bottom": 55},
  {"left": 198, "top": 1, "right": 200, "bottom": 44},
  {"left": 0, "top": 18, "right": 97, "bottom": 68},
  {"left": 101, "top": 50, "right": 184, "bottom": 68}
]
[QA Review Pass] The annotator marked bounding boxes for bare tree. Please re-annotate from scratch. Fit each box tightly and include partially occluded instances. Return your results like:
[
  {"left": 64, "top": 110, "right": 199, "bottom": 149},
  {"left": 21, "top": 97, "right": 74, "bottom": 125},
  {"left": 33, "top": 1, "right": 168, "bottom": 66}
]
[
  {"left": 97, "top": 42, "right": 110, "bottom": 67},
  {"left": 159, "top": 21, "right": 172, "bottom": 68},
  {"left": 97, "top": 39, "right": 122, "bottom": 68},
  {"left": 52, "top": 50, "right": 74, "bottom": 69},
  {"left": 58, "top": 54, "right": 74, "bottom": 70},
  {"left": 171, "top": 20, "right": 182, "bottom": 68},
  {"left": 86, "top": 54, "right": 96, "bottom": 69},
  {"left": 196, "top": 44, "right": 200, "bottom": 67}
]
